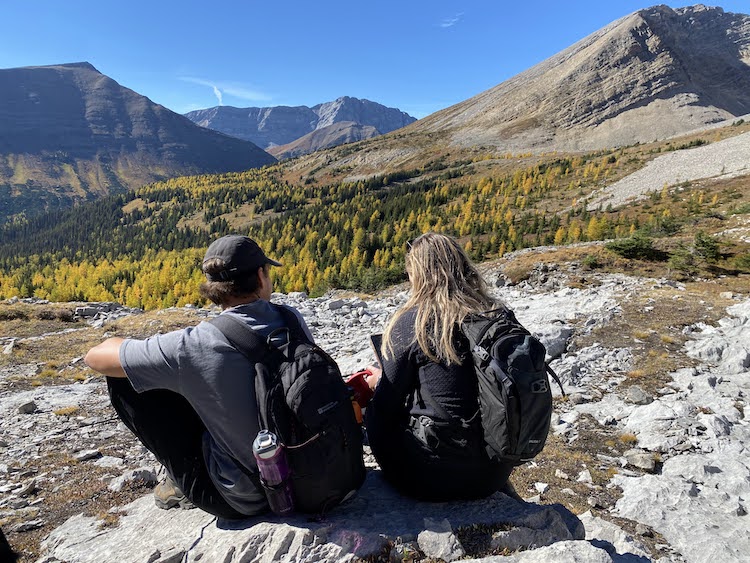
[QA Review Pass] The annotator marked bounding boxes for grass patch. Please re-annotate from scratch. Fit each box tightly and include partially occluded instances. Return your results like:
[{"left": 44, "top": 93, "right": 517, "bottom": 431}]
[
  {"left": 53, "top": 406, "right": 80, "bottom": 416},
  {"left": 0, "top": 303, "right": 80, "bottom": 339},
  {"left": 0, "top": 307, "right": 28, "bottom": 321},
  {"left": 619, "top": 433, "right": 638, "bottom": 446},
  {"left": 456, "top": 523, "right": 516, "bottom": 557}
]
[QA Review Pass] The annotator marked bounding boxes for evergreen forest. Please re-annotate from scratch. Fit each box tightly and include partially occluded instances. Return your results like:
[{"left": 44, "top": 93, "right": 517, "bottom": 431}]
[{"left": 1, "top": 145, "right": 748, "bottom": 310}]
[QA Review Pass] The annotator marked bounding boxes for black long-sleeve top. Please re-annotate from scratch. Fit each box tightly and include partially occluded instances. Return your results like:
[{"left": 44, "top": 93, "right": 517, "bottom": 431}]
[{"left": 366, "top": 309, "right": 480, "bottom": 443}]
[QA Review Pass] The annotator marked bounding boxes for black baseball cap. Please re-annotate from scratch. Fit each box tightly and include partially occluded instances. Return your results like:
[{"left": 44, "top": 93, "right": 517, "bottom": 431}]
[{"left": 202, "top": 235, "right": 282, "bottom": 281}]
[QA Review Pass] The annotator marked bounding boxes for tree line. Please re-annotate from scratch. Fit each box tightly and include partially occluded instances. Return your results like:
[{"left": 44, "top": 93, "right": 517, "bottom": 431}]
[{"left": 0, "top": 151, "right": 727, "bottom": 308}]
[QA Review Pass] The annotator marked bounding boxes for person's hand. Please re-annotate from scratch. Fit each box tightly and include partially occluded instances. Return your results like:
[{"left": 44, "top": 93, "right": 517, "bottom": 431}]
[{"left": 364, "top": 365, "right": 382, "bottom": 391}]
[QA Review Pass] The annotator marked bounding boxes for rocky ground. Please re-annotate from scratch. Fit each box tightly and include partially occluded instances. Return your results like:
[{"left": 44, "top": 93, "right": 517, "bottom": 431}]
[
  {"left": 0, "top": 253, "right": 748, "bottom": 562},
  {"left": 585, "top": 130, "right": 750, "bottom": 211}
]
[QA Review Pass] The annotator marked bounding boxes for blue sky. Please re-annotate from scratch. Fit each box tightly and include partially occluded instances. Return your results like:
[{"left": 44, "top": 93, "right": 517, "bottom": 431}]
[{"left": 2, "top": 1, "right": 747, "bottom": 119}]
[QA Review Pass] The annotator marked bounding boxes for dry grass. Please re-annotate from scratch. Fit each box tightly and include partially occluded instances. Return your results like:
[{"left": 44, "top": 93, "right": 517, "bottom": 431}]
[
  {"left": 619, "top": 433, "right": 638, "bottom": 446},
  {"left": 0, "top": 307, "right": 211, "bottom": 390},
  {"left": 0, "top": 303, "right": 77, "bottom": 338},
  {"left": 3, "top": 452, "right": 149, "bottom": 562},
  {"left": 53, "top": 406, "right": 80, "bottom": 417}
]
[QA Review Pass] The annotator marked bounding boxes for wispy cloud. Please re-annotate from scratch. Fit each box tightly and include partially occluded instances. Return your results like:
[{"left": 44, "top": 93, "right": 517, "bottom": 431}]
[
  {"left": 439, "top": 12, "right": 464, "bottom": 28},
  {"left": 211, "top": 85, "right": 223, "bottom": 105},
  {"left": 179, "top": 76, "right": 272, "bottom": 105}
]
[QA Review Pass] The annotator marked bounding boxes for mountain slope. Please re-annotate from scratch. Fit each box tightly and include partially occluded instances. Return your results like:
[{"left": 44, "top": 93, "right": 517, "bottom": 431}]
[
  {"left": 267, "top": 121, "right": 379, "bottom": 159},
  {"left": 416, "top": 4, "right": 750, "bottom": 151},
  {"left": 287, "top": 4, "right": 750, "bottom": 182},
  {"left": 185, "top": 96, "right": 415, "bottom": 153},
  {"left": 0, "top": 62, "right": 275, "bottom": 220}
]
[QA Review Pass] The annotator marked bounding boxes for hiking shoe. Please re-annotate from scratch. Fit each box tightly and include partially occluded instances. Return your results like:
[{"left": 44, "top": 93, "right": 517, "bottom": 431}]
[{"left": 154, "top": 476, "right": 195, "bottom": 510}]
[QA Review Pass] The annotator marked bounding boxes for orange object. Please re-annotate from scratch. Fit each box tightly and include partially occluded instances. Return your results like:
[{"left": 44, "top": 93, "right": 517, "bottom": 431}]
[{"left": 351, "top": 399, "right": 363, "bottom": 424}]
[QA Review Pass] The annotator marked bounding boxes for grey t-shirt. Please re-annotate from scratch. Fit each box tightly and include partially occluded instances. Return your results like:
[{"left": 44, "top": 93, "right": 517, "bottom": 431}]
[{"left": 119, "top": 300, "right": 313, "bottom": 515}]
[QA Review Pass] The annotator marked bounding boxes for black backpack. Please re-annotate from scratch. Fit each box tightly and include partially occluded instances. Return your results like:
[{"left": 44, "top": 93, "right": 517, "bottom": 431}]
[
  {"left": 211, "top": 305, "right": 366, "bottom": 514},
  {"left": 461, "top": 307, "right": 565, "bottom": 466}
]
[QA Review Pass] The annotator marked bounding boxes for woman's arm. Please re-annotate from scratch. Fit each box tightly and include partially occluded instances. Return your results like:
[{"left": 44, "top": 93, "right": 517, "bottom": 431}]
[{"left": 365, "top": 313, "right": 417, "bottom": 431}]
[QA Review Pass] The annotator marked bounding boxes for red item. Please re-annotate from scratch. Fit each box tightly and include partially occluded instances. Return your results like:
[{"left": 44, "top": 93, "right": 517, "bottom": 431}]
[{"left": 346, "top": 370, "right": 374, "bottom": 408}]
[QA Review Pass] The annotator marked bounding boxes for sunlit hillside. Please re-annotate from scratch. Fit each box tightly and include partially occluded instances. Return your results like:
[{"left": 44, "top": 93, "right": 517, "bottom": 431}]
[{"left": 1, "top": 121, "right": 749, "bottom": 309}]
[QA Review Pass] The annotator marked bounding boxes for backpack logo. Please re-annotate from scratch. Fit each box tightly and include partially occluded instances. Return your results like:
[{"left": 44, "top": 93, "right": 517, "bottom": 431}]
[
  {"left": 317, "top": 401, "right": 338, "bottom": 415},
  {"left": 531, "top": 380, "right": 549, "bottom": 394}
]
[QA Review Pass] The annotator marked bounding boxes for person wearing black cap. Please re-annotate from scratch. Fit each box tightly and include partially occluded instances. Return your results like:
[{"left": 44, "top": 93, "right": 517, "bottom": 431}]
[{"left": 84, "top": 235, "right": 313, "bottom": 518}]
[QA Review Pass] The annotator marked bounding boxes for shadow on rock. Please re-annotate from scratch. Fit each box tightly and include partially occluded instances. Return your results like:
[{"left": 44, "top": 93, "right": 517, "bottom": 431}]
[{"left": 38, "top": 471, "right": 585, "bottom": 562}]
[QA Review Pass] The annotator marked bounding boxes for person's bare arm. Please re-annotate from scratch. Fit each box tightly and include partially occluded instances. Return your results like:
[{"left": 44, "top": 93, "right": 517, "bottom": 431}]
[
  {"left": 365, "top": 365, "right": 382, "bottom": 391},
  {"left": 84, "top": 337, "right": 127, "bottom": 378}
]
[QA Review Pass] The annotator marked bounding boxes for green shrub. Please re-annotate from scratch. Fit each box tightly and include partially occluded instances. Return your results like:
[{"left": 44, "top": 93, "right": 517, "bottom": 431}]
[
  {"left": 668, "top": 245, "right": 697, "bottom": 278},
  {"left": 582, "top": 255, "right": 601, "bottom": 269},
  {"left": 673, "top": 139, "right": 708, "bottom": 150},
  {"left": 605, "top": 234, "right": 658, "bottom": 260},
  {"left": 694, "top": 231, "right": 720, "bottom": 263},
  {"left": 733, "top": 254, "right": 750, "bottom": 272},
  {"left": 729, "top": 203, "right": 750, "bottom": 216}
]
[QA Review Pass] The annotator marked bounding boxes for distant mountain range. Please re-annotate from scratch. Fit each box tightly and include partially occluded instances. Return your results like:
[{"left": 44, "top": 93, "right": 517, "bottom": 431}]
[
  {"left": 184, "top": 97, "right": 417, "bottom": 159},
  {"left": 0, "top": 62, "right": 274, "bottom": 221},
  {"left": 2, "top": 5, "right": 749, "bottom": 222}
]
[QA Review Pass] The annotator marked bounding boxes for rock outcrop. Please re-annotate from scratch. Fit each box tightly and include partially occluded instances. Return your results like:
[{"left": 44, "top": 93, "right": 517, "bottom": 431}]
[
  {"left": 2, "top": 266, "right": 748, "bottom": 562},
  {"left": 37, "top": 477, "right": 585, "bottom": 563}
]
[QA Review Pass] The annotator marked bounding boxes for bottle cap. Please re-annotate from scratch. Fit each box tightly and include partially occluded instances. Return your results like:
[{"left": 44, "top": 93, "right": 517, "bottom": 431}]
[{"left": 253, "top": 430, "right": 280, "bottom": 459}]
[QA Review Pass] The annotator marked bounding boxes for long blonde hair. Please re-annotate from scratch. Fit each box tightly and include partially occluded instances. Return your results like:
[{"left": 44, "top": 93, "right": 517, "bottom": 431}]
[{"left": 382, "top": 232, "right": 498, "bottom": 365}]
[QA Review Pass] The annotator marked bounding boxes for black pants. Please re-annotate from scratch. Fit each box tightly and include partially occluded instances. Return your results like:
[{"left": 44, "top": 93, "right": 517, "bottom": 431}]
[
  {"left": 366, "top": 413, "right": 513, "bottom": 502},
  {"left": 0, "top": 526, "right": 18, "bottom": 563},
  {"left": 107, "top": 377, "right": 246, "bottom": 519}
]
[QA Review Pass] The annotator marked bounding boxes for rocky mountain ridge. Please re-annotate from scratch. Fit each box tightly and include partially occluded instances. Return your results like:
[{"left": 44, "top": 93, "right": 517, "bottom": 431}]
[
  {"left": 1, "top": 258, "right": 748, "bottom": 562},
  {"left": 0, "top": 62, "right": 275, "bottom": 221},
  {"left": 184, "top": 96, "right": 416, "bottom": 156},
  {"left": 297, "top": 4, "right": 750, "bottom": 178},
  {"left": 417, "top": 4, "right": 750, "bottom": 151},
  {"left": 267, "top": 121, "right": 379, "bottom": 160}
]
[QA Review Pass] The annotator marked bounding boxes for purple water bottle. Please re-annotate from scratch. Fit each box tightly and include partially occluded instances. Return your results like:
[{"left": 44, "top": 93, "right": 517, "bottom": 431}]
[{"left": 252, "top": 430, "right": 294, "bottom": 515}]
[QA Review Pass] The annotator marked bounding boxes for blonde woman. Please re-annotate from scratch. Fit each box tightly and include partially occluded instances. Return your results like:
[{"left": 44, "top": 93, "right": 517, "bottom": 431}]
[{"left": 364, "top": 232, "right": 516, "bottom": 501}]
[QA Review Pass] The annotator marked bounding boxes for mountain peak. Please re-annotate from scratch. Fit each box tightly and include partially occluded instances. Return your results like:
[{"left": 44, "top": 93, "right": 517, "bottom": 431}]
[
  {"left": 0, "top": 63, "right": 274, "bottom": 220},
  {"left": 58, "top": 61, "right": 99, "bottom": 71},
  {"left": 412, "top": 3, "right": 750, "bottom": 152}
]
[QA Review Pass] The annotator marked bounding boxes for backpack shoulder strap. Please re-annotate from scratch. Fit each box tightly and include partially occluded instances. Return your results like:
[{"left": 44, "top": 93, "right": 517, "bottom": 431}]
[
  {"left": 463, "top": 307, "right": 566, "bottom": 396},
  {"left": 271, "top": 303, "right": 311, "bottom": 343},
  {"left": 210, "top": 313, "right": 270, "bottom": 358},
  {"left": 547, "top": 364, "right": 566, "bottom": 396},
  {"left": 209, "top": 313, "right": 288, "bottom": 431}
]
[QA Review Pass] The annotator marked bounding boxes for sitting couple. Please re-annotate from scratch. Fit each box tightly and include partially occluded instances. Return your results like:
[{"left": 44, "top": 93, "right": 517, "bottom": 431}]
[{"left": 85, "top": 232, "right": 516, "bottom": 518}]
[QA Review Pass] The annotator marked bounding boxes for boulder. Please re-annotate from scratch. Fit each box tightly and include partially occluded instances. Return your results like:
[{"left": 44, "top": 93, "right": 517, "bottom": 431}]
[{"left": 37, "top": 472, "right": 585, "bottom": 563}]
